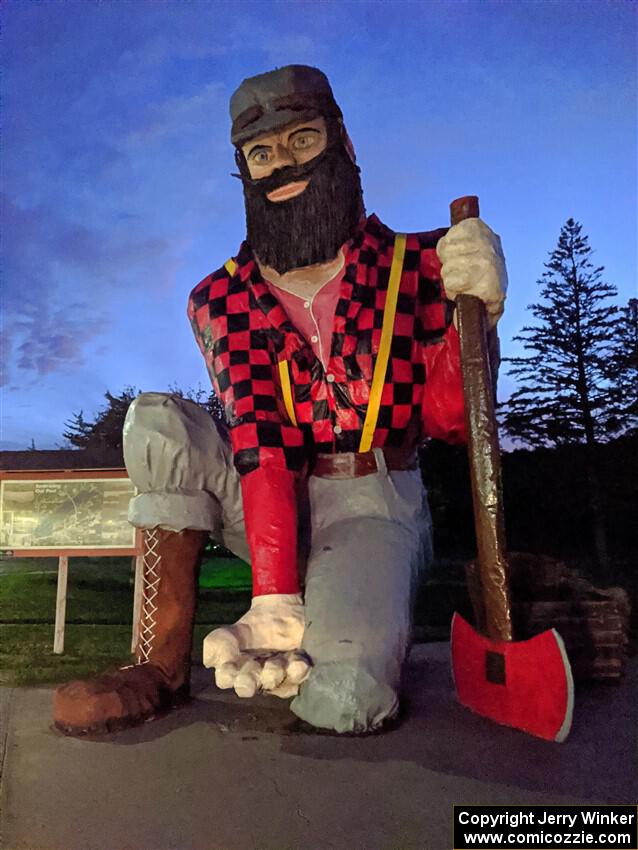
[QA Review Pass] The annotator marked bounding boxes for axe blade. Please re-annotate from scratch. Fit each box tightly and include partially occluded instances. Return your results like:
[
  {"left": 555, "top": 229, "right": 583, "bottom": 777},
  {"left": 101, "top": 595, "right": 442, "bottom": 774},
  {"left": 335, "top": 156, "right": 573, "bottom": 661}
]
[{"left": 450, "top": 613, "right": 574, "bottom": 742}]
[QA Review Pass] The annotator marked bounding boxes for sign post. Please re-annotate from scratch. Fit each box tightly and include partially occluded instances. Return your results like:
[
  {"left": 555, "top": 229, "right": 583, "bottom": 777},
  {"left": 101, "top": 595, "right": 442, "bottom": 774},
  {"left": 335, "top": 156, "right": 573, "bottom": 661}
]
[
  {"left": 54, "top": 555, "right": 69, "bottom": 654},
  {"left": 131, "top": 553, "right": 144, "bottom": 653}
]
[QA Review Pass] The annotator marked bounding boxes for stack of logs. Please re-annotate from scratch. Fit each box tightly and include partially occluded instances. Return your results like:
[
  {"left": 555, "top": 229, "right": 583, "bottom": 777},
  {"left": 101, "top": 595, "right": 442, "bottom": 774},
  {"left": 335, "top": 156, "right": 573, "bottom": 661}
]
[{"left": 466, "top": 552, "right": 631, "bottom": 682}]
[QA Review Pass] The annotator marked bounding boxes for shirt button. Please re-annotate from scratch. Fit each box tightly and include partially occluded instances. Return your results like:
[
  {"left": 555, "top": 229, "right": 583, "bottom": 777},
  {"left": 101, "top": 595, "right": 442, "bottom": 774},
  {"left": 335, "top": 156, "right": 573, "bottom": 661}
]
[
  {"left": 304, "top": 301, "right": 311, "bottom": 309},
  {"left": 334, "top": 425, "right": 342, "bottom": 435},
  {"left": 311, "top": 334, "right": 318, "bottom": 343},
  {"left": 326, "top": 373, "right": 335, "bottom": 383}
]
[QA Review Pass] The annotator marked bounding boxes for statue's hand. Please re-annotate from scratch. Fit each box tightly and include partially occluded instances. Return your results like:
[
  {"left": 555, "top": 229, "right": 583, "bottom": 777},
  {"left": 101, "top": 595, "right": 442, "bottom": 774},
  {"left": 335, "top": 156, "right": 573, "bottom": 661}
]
[
  {"left": 202, "top": 593, "right": 311, "bottom": 698},
  {"left": 437, "top": 217, "right": 508, "bottom": 328}
]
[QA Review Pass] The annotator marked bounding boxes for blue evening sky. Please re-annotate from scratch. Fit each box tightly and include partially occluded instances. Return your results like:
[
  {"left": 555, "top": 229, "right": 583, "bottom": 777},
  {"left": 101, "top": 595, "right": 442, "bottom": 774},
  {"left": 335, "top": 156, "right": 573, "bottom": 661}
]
[{"left": 1, "top": 0, "right": 636, "bottom": 449}]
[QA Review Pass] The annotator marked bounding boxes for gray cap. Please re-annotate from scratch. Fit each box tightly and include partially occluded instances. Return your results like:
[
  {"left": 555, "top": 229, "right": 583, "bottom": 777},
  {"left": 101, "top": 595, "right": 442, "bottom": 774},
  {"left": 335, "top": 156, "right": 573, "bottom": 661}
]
[{"left": 230, "top": 65, "right": 342, "bottom": 146}]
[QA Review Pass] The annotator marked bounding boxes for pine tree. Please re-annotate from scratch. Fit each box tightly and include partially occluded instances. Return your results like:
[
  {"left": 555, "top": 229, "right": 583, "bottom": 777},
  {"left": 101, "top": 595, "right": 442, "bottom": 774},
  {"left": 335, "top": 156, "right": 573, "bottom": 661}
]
[
  {"left": 609, "top": 298, "right": 638, "bottom": 435},
  {"left": 62, "top": 410, "right": 94, "bottom": 448},
  {"left": 62, "top": 385, "right": 227, "bottom": 450},
  {"left": 62, "top": 388, "right": 140, "bottom": 450},
  {"left": 167, "top": 382, "right": 226, "bottom": 428},
  {"left": 500, "top": 218, "right": 621, "bottom": 569},
  {"left": 502, "top": 219, "right": 620, "bottom": 446}
]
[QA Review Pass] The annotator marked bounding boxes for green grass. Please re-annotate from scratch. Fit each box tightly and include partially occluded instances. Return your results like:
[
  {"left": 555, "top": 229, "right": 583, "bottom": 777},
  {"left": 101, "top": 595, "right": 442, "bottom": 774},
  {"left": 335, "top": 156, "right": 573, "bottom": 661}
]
[
  {"left": 0, "top": 556, "right": 251, "bottom": 686},
  {"left": 200, "top": 558, "right": 251, "bottom": 589},
  {"left": 0, "top": 556, "right": 250, "bottom": 622},
  {"left": 0, "top": 624, "right": 133, "bottom": 687},
  {"left": 0, "top": 555, "right": 472, "bottom": 687},
  {"left": 0, "top": 623, "right": 241, "bottom": 687},
  {"left": 4, "top": 552, "right": 633, "bottom": 689}
]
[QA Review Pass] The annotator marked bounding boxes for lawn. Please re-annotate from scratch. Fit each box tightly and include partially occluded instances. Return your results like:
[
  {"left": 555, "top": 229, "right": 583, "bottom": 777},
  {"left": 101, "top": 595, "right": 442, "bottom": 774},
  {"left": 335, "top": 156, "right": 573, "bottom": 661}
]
[
  {"left": 0, "top": 555, "right": 252, "bottom": 686},
  {"left": 0, "top": 555, "right": 472, "bottom": 687}
]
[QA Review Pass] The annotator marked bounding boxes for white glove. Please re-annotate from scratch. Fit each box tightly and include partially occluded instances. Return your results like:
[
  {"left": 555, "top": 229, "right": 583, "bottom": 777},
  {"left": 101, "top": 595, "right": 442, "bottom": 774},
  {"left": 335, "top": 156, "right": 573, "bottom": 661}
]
[
  {"left": 202, "top": 593, "right": 311, "bottom": 699},
  {"left": 437, "top": 218, "right": 508, "bottom": 328}
]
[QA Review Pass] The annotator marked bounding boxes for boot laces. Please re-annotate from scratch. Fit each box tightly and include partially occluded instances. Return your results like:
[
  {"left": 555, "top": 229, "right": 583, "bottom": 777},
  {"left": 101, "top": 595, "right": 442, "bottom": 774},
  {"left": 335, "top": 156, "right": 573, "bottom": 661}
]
[{"left": 136, "top": 527, "right": 162, "bottom": 665}]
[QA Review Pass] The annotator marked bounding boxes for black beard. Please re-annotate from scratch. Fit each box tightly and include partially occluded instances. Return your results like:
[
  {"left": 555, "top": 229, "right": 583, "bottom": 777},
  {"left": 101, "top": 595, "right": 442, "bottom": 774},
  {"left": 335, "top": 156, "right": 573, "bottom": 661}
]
[{"left": 238, "top": 144, "right": 364, "bottom": 274}]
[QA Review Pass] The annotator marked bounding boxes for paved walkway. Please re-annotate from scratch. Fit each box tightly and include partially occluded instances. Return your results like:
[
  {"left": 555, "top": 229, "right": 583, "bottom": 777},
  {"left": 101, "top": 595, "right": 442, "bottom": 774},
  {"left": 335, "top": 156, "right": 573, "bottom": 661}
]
[{"left": 1, "top": 643, "right": 635, "bottom": 850}]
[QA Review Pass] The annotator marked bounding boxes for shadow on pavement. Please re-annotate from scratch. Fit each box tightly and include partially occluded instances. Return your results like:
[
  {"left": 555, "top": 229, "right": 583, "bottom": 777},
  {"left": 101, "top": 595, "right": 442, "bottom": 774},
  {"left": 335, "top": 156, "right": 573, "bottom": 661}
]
[{"left": 64, "top": 645, "right": 636, "bottom": 804}]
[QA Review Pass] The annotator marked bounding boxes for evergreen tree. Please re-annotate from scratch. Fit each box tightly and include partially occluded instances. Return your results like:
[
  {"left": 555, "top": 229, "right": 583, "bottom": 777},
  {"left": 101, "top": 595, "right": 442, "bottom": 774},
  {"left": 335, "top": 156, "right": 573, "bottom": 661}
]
[
  {"left": 500, "top": 218, "right": 621, "bottom": 569},
  {"left": 62, "top": 385, "right": 227, "bottom": 450},
  {"left": 609, "top": 298, "right": 638, "bottom": 435},
  {"left": 167, "top": 383, "right": 228, "bottom": 439},
  {"left": 63, "top": 388, "right": 140, "bottom": 449},
  {"left": 62, "top": 409, "right": 95, "bottom": 448},
  {"left": 501, "top": 219, "right": 620, "bottom": 446}
]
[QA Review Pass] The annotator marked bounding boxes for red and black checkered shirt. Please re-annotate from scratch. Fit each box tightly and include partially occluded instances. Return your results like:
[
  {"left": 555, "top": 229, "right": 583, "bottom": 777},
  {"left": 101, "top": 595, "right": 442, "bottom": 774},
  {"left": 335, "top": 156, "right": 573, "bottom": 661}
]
[
  {"left": 188, "top": 214, "right": 466, "bottom": 594},
  {"left": 188, "top": 214, "right": 466, "bottom": 469}
]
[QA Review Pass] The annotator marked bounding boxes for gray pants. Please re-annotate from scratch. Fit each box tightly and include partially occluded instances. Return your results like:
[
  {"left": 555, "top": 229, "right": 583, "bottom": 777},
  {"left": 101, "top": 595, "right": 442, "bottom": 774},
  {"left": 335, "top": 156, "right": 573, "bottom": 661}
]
[{"left": 124, "top": 393, "right": 433, "bottom": 733}]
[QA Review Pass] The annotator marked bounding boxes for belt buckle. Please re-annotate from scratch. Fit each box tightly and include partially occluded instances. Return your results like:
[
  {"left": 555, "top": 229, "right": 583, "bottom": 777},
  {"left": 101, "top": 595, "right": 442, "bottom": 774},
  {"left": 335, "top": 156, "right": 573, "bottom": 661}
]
[
  {"left": 313, "top": 450, "right": 380, "bottom": 478},
  {"left": 334, "top": 452, "right": 357, "bottom": 478}
]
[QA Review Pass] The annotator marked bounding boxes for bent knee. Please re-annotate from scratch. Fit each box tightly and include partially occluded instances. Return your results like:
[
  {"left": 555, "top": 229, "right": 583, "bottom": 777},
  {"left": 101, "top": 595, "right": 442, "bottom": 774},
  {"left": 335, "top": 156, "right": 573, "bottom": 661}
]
[
  {"left": 124, "top": 392, "right": 229, "bottom": 493},
  {"left": 124, "top": 393, "right": 217, "bottom": 449}
]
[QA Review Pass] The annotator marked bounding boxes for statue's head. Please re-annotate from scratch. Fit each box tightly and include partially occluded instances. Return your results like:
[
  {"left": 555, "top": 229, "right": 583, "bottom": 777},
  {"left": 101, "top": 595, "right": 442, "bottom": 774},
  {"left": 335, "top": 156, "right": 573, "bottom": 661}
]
[{"left": 230, "top": 65, "right": 364, "bottom": 273}]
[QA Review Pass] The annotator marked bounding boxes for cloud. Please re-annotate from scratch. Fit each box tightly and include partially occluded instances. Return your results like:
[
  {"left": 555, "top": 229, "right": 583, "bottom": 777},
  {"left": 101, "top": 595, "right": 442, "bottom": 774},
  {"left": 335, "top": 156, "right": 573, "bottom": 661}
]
[
  {"left": 0, "top": 326, "right": 12, "bottom": 388},
  {"left": 124, "top": 81, "right": 226, "bottom": 146},
  {"left": 2, "top": 193, "right": 185, "bottom": 386},
  {"left": 118, "top": 34, "right": 228, "bottom": 69},
  {"left": 15, "top": 314, "right": 98, "bottom": 377}
]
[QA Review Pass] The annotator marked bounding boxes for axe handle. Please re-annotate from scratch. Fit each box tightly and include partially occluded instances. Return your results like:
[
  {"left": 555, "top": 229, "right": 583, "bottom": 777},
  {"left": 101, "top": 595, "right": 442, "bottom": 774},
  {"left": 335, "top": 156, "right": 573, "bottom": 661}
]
[{"left": 450, "top": 196, "right": 513, "bottom": 642}]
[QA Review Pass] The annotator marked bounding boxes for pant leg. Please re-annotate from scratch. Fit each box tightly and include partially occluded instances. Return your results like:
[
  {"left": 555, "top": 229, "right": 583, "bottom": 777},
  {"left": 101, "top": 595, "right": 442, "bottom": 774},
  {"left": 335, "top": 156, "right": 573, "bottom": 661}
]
[
  {"left": 290, "top": 449, "right": 433, "bottom": 733},
  {"left": 123, "top": 393, "right": 250, "bottom": 563}
]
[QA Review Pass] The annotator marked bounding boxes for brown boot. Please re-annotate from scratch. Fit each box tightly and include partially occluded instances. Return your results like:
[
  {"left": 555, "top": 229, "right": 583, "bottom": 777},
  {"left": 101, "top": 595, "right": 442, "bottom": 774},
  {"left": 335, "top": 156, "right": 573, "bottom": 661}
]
[{"left": 53, "top": 527, "right": 208, "bottom": 735}]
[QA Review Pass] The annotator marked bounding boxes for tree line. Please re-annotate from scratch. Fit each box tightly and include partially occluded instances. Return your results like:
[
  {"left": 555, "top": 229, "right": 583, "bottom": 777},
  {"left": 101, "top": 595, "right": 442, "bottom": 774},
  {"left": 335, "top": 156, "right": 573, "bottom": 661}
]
[
  {"left": 62, "top": 384, "right": 226, "bottom": 450},
  {"left": 499, "top": 218, "right": 636, "bottom": 572},
  {"left": 59, "top": 219, "right": 637, "bottom": 574}
]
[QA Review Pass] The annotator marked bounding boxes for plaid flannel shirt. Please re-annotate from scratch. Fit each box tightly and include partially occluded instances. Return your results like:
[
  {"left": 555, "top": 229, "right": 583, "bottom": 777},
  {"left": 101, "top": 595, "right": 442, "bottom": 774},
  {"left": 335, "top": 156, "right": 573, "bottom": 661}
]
[{"left": 188, "top": 214, "right": 466, "bottom": 595}]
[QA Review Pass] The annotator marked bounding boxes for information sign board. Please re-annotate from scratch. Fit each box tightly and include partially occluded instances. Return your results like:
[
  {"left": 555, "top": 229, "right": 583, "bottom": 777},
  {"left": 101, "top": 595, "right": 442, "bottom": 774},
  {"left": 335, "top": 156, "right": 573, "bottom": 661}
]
[
  {"left": 0, "top": 468, "right": 142, "bottom": 654},
  {"left": 0, "top": 469, "right": 138, "bottom": 556}
]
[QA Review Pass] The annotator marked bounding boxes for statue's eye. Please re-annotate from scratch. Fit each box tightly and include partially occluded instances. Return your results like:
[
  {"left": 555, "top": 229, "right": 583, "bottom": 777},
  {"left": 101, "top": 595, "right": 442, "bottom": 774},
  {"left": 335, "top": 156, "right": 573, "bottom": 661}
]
[{"left": 292, "top": 133, "right": 316, "bottom": 150}]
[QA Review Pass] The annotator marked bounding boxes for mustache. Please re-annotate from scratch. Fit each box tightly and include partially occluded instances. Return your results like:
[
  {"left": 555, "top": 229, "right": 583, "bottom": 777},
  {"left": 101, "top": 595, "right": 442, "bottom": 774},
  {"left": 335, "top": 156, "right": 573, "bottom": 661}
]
[{"left": 233, "top": 145, "right": 334, "bottom": 194}]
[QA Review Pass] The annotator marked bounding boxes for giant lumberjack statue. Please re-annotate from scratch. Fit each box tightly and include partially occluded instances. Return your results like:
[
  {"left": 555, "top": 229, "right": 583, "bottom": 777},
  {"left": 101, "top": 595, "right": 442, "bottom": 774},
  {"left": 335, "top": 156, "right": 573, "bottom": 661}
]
[{"left": 54, "top": 66, "right": 507, "bottom": 735}]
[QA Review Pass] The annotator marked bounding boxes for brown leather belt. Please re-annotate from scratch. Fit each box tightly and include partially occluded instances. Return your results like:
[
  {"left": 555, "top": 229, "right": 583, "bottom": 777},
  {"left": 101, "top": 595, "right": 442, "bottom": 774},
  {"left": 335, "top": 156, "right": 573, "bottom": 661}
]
[{"left": 312, "top": 449, "right": 418, "bottom": 479}]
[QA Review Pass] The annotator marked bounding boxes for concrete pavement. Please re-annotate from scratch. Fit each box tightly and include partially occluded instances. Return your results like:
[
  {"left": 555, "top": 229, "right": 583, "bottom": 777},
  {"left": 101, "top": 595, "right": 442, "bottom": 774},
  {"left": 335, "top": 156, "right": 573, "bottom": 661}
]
[{"left": 1, "top": 643, "right": 636, "bottom": 850}]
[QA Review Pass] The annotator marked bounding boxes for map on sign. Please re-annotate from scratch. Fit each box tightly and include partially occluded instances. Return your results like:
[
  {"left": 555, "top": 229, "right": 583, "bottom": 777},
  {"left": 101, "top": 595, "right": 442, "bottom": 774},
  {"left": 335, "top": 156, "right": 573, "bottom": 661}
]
[{"left": 0, "top": 478, "right": 136, "bottom": 550}]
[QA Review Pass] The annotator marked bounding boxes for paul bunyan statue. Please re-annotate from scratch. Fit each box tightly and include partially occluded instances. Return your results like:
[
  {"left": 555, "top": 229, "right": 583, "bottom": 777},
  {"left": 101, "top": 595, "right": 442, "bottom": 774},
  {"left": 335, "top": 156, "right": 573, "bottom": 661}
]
[{"left": 54, "top": 65, "right": 507, "bottom": 736}]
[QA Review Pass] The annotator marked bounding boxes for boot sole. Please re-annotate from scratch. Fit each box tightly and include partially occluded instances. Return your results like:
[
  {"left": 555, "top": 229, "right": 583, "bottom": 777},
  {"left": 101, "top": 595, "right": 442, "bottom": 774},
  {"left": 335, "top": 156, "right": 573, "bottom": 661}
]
[{"left": 52, "top": 686, "right": 191, "bottom": 738}]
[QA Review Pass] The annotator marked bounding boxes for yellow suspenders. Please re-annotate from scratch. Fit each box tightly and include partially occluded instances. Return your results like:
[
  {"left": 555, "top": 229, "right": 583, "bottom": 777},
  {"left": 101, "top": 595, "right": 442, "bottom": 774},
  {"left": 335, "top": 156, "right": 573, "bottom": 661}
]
[
  {"left": 278, "top": 360, "right": 298, "bottom": 426},
  {"left": 358, "top": 233, "right": 407, "bottom": 451},
  {"left": 228, "top": 235, "right": 407, "bottom": 448}
]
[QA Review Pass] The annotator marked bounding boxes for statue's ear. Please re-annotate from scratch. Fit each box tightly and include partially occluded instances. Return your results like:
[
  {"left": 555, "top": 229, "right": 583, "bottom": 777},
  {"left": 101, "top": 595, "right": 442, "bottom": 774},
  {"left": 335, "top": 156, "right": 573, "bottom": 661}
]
[{"left": 234, "top": 147, "right": 251, "bottom": 179}]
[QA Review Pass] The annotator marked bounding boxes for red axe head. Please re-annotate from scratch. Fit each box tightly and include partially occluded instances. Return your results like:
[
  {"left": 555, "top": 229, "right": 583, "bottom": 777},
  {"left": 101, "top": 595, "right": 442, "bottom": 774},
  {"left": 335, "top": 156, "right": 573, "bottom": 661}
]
[{"left": 451, "top": 613, "right": 574, "bottom": 742}]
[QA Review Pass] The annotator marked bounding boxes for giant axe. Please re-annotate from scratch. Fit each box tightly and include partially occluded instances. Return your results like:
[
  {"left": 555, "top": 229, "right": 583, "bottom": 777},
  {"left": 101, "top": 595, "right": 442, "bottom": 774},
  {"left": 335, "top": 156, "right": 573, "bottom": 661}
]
[{"left": 449, "top": 196, "right": 574, "bottom": 742}]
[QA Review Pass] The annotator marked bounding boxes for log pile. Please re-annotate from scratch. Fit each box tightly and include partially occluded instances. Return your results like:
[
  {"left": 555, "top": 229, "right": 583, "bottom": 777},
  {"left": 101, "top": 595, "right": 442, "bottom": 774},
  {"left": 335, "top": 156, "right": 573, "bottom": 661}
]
[{"left": 465, "top": 552, "right": 631, "bottom": 682}]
